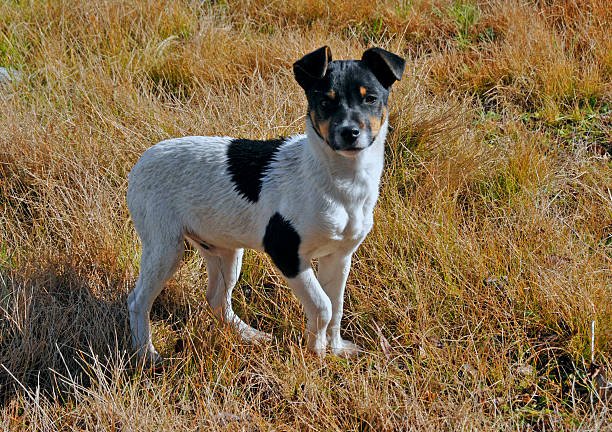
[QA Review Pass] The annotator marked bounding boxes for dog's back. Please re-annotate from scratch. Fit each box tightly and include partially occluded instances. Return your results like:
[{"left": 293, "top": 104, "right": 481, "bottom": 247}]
[{"left": 128, "top": 135, "right": 309, "bottom": 251}]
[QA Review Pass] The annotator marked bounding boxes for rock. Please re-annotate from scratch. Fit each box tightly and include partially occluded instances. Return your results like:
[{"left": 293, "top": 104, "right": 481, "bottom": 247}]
[
  {"left": 516, "top": 364, "right": 534, "bottom": 377},
  {"left": 0, "top": 67, "right": 22, "bottom": 85}
]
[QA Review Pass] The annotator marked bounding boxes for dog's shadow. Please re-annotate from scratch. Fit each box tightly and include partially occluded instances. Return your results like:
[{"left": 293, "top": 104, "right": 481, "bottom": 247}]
[
  {"left": 0, "top": 257, "right": 298, "bottom": 408},
  {"left": 0, "top": 262, "right": 137, "bottom": 407}
]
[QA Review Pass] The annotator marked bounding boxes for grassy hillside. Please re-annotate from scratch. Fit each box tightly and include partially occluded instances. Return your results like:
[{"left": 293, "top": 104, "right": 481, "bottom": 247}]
[{"left": 0, "top": 0, "right": 610, "bottom": 430}]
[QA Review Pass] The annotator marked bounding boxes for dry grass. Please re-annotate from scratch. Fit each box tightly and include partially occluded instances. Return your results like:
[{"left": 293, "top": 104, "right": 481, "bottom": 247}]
[{"left": 1, "top": 0, "right": 611, "bottom": 430}]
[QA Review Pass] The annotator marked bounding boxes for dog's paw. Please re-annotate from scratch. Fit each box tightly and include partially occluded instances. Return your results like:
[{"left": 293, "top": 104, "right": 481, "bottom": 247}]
[
  {"left": 239, "top": 326, "right": 273, "bottom": 344},
  {"left": 305, "top": 346, "right": 327, "bottom": 358},
  {"left": 305, "top": 332, "right": 328, "bottom": 357},
  {"left": 132, "top": 349, "right": 165, "bottom": 371},
  {"left": 330, "top": 339, "right": 363, "bottom": 358}
]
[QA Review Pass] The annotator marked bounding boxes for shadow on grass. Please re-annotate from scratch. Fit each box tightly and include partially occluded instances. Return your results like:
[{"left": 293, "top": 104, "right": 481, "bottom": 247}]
[
  {"left": 0, "top": 263, "right": 135, "bottom": 407},
  {"left": 0, "top": 257, "right": 290, "bottom": 409}
]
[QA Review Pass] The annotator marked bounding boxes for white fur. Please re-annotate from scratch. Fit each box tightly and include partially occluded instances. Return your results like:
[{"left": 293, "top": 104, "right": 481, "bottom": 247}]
[{"left": 127, "top": 117, "right": 388, "bottom": 362}]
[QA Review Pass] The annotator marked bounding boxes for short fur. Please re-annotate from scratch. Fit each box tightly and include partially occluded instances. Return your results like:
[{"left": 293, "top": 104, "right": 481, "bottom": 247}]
[{"left": 127, "top": 46, "right": 405, "bottom": 362}]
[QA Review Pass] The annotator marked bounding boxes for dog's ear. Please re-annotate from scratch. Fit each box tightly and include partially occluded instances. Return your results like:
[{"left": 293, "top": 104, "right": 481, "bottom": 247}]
[
  {"left": 293, "top": 46, "right": 332, "bottom": 91},
  {"left": 361, "top": 47, "right": 405, "bottom": 89}
]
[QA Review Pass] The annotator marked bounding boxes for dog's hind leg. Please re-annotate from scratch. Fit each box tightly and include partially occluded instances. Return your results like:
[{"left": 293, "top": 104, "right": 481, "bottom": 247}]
[
  {"left": 128, "top": 234, "right": 184, "bottom": 364},
  {"left": 201, "top": 247, "right": 272, "bottom": 343}
]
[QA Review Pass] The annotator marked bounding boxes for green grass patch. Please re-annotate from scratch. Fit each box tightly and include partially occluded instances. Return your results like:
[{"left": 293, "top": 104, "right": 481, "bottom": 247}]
[{"left": 448, "top": 1, "right": 480, "bottom": 47}]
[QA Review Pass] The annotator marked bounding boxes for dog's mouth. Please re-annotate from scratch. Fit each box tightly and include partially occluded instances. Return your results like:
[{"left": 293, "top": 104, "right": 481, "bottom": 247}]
[
  {"left": 336, "top": 147, "right": 365, "bottom": 158},
  {"left": 334, "top": 134, "right": 379, "bottom": 158},
  {"left": 309, "top": 116, "right": 378, "bottom": 157}
]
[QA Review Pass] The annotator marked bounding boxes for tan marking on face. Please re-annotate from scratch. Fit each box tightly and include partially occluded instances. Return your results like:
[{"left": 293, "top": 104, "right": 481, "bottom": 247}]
[
  {"left": 359, "top": 86, "right": 367, "bottom": 97},
  {"left": 310, "top": 110, "right": 330, "bottom": 143},
  {"left": 369, "top": 114, "right": 382, "bottom": 136},
  {"left": 326, "top": 90, "right": 336, "bottom": 100},
  {"left": 317, "top": 119, "right": 330, "bottom": 142},
  {"left": 370, "top": 107, "right": 387, "bottom": 137}
]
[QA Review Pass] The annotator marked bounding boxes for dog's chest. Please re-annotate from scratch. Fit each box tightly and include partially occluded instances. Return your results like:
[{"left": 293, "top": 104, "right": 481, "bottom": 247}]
[
  {"left": 332, "top": 203, "right": 371, "bottom": 239},
  {"left": 306, "top": 199, "right": 374, "bottom": 257}
]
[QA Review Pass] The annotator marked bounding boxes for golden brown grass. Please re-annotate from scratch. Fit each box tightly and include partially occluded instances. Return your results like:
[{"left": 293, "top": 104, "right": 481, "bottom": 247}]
[{"left": 1, "top": 0, "right": 610, "bottom": 430}]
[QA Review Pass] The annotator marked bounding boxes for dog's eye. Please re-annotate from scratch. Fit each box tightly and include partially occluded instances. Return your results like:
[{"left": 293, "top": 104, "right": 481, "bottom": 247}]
[
  {"left": 320, "top": 99, "right": 331, "bottom": 109},
  {"left": 364, "top": 95, "right": 378, "bottom": 105}
]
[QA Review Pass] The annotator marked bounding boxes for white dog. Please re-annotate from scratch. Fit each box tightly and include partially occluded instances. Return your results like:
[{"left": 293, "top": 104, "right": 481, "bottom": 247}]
[{"left": 127, "top": 46, "right": 405, "bottom": 363}]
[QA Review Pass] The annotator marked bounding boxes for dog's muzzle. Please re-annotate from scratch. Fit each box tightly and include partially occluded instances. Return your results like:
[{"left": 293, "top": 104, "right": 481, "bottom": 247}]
[{"left": 333, "top": 126, "right": 376, "bottom": 157}]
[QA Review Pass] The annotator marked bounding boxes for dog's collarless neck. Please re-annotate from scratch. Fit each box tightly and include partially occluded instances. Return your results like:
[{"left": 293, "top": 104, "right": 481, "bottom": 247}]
[{"left": 301, "top": 124, "right": 385, "bottom": 201}]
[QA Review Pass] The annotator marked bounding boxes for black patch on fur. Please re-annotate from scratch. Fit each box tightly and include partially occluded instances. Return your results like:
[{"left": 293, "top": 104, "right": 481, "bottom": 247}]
[
  {"left": 226, "top": 138, "right": 285, "bottom": 203},
  {"left": 263, "top": 213, "right": 301, "bottom": 278}
]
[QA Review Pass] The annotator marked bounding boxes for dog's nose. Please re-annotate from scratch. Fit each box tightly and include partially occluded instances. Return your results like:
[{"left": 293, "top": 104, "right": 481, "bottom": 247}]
[{"left": 340, "top": 127, "right": 360, "bottom": 144}]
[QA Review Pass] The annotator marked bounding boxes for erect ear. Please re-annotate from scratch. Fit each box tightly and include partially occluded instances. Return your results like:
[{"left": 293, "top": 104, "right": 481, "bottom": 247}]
[
  {"left": 361, "top": 47, "right": 406, "bottom": 89},
  {"left": 293, "top": 46, "right": 332, "bottom": 91}
]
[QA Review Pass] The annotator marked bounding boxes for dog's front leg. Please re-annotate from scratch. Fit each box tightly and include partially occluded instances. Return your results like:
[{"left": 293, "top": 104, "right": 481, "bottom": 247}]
[
  {"left": 318, "top": 252, "right": 362, "bottom": 357},
  {"left": 286, "top": 268, "right": 332, "bottom": 356}
]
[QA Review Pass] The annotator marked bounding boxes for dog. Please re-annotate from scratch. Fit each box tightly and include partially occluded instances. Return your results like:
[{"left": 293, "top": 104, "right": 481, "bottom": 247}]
[{"left": 127, "top": 46, "right": 405, "bottom": 363}]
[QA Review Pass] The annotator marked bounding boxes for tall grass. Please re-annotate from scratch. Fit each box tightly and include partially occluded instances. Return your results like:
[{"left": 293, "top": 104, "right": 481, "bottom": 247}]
[{"left": 1, "top": 0, "right": 610, "bottom": 430}]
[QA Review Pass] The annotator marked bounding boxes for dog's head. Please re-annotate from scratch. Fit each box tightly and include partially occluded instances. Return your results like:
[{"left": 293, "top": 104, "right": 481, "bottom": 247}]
[{"left": 293, "top": 46, "right": 405, "bottom": 157}]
